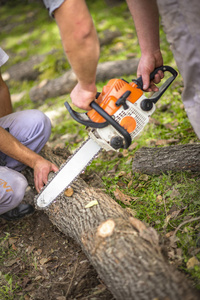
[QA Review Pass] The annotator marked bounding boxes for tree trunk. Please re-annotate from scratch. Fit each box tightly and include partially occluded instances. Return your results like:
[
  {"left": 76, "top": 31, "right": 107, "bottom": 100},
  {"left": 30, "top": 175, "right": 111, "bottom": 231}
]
[
  {"left": 29, "top": 58, "right": 139, "bottom": 102},
  {"left": 23, "top": 146, "right": 199, "bottom": 300},
  {"left": 132, "top": 144, "right": 200, "bottom": 175}
]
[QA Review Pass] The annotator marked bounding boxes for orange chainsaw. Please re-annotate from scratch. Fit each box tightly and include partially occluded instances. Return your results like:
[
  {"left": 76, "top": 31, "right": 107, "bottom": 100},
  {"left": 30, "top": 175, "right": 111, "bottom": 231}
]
[{"left": 36, "top": 65, "right": 177, "bottom": 208}]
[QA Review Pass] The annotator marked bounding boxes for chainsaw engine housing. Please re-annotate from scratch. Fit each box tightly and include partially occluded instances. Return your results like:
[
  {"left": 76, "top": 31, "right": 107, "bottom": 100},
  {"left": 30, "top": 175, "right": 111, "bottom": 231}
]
[
  {"left": 87, "top": 78, "right": 155, "bottom": 151},
  {"left": 65, "top": 65, "right": 178, "bottom": 151}
]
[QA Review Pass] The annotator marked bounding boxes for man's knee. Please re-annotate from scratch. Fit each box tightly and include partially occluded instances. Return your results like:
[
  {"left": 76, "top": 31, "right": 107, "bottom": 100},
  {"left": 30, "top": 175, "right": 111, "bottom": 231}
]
[
  {"left": 0, "top": 167, "right": 28, "bottom": 214},
  {"left": 8, "top": 109, "right": 51, "bottom": 153},
  {"left": 15, "top": 110, "right": 51, "bottom": 143},
  {"left": 29, "top": 110, "right": 51, "bottom": 140}
]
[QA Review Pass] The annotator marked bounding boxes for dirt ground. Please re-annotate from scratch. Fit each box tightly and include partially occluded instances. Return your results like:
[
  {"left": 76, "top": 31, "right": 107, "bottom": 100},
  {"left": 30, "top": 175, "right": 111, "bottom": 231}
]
[{"left": 0, "top": 186, "right": 114, "bottom": 300}]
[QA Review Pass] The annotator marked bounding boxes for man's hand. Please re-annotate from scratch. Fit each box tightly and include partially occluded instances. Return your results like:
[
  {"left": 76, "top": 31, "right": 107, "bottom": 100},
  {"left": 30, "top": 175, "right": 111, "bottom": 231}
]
[
  {"left": 33, "top": 158, "right": 59, "bottom": 193},
  {"left": 70, "top": 82, "right": 97, "bottom": 111},
  {"left": 137, "top": 50, "right": 164, "bottom": 92}
]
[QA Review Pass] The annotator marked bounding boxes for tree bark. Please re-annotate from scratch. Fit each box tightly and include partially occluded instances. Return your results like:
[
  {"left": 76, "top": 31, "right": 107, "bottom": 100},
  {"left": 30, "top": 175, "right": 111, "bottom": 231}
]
[
  {"left": 23, "top": 146, "right": 199, "bottom": 300},
  {"left": 29, "top": 58, "right": 139, "bottom": 102},
  {"left": 132, "top": 144, "right": 200, "bottom": 175}
]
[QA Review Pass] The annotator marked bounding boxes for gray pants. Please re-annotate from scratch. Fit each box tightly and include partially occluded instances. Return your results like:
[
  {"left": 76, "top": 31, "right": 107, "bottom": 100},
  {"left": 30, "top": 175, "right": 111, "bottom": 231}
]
[
  {"left": 157, "top": 0, "right": 200, "bottom": 138},
  {"left": 0, "top": 110, "right": 51, "bottom": 214}
]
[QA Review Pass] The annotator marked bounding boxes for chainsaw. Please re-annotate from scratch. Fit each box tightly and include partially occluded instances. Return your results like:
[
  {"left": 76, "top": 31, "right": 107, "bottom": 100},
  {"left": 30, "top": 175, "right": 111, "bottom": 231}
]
[{"left": 36, "top": 65, "right": 178, "bottom": 208}]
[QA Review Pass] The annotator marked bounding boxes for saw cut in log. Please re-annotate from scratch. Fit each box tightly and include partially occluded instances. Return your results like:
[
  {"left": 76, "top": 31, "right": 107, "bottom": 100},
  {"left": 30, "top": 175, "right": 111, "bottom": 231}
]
[
  {"left": 29, "top": 58, "right": 139, "bottom": 102},
  {"left": 23, "top": 146, "right": 199, "bottom": 300},
  {"left": 132, "top": 143, "right": 200, "bottom": 175}
]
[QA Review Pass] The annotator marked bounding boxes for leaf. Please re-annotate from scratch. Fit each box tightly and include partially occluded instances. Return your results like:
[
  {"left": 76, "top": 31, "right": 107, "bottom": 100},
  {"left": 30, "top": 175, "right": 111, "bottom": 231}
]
[
  {"left": 85, "top": 200, "right": 98, "bottom": 208},
  {"left": 113, "top": 188, "right": 134, "bottom": 205},
  {"left": 8, "top": 237, "right": 18, "bottom": 245},
  {"left": 40, "top": 257, "right": 53, "bottom": 265},
  {"left": 128, "top": 142, "right": 138, "bottom": 151},
  {"left": 26, "top": 245, "right": 35, "bottom": 255},
  {"left": 4, "top": 258, "right": 19, "bottom": 267},
  {"left": 156, "top": 195, "right": 162, "bottom": 203},
  {"left": 138, "top": 174, "right": 149, "bottom": 181},
  {"left": 117, "top": 171, "right": 126, "bottom": 177},
  {"left": 186, "top": 257, "right": 200, "bottom": 269},
  {"left": 164, "top": 215, "right": 172, "bottom": 228}
]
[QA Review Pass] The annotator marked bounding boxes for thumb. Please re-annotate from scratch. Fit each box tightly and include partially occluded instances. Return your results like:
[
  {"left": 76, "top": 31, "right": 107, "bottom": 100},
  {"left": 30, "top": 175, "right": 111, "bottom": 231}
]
[
  {"left": 51, "top": 164, "right": 59, "bottom": 173},
  {"left": 142, "top": 73, "right": 150, "bottom": 90}
]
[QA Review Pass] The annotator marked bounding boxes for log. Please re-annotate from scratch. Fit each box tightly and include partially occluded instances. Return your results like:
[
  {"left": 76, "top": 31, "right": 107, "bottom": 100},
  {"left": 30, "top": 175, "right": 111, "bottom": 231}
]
[
  {"left": 23, "top": 146, "right": 199, "bottom": 300},
  {"left": 29, "top": 58, "right": 139, "bottom": 102},
  {"left": 3, "top": 30, "right": 121, "bottom": 83},
  {"left": 132, "top": 144, "right": 200, "bottom": 175},
  {"left": 4, "top": 50, "right": 58, "bottom": 82}
]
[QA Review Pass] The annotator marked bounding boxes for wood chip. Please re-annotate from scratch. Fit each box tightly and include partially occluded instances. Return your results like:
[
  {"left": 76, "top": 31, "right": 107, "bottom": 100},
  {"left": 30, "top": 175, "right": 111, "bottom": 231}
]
[{"left": 64, "top": 187, "right": 74, "bottom": 197}]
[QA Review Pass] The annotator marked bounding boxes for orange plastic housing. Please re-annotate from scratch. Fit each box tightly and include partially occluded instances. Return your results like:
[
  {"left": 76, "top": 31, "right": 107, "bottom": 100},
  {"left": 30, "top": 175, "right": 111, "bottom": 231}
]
[{"left": 87, "top": 79, "right": 143, "bottom": 123}]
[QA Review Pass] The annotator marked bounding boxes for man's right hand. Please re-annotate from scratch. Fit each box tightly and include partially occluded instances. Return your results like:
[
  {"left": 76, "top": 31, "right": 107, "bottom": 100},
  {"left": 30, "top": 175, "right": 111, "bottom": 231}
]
[
  {"left": 137, "top": 50, "right": 164, "bottom": 92},
  {"left": 33, "top": 157, "right": 59, "bottom": 193},
  {"left": 70, "top": 82, "right": 97, "bottom": 111}
]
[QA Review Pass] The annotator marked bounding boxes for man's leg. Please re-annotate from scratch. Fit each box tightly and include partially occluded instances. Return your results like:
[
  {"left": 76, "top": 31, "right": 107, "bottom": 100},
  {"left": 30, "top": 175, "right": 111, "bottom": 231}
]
[
  {"left": 0, "top": 109, "right": 51, "bottom": 220},
  {"left": 0, "top": 166, "right": 34, "bottom": 220},
  {"left": 0, "top": 109, "right": 51, "bottom": 171},
  {"left": 157, "top": 0, "right": 200, "bottom": 138}
]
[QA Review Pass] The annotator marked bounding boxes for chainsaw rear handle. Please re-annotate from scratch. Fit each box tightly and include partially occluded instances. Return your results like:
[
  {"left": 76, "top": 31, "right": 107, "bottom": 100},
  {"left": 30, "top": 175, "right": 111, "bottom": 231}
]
[{"left": 134, "top": 65, "right": 178, "bottom": 103}]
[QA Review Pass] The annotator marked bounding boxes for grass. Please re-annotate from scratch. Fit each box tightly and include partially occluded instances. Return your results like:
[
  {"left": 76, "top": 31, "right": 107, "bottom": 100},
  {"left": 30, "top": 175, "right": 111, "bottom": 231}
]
[{"left": 0, "top": 0, "right": 200, "bottom": 294}]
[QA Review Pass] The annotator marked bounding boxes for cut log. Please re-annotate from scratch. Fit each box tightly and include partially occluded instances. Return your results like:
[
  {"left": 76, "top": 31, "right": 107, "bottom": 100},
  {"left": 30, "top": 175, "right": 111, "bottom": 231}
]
[
  {"left": 132, "top": 144, "right": 200, "bottom": 175},
  {"left": 29, "top": 58, "right": 139, "bottom": 102},
  {"left": 23, "top": 146, "right": 199, "bottom": 300}
]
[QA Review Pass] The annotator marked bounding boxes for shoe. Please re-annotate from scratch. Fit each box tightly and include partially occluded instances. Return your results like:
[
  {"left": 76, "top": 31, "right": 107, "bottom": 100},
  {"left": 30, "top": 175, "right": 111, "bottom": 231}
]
[{"left": 0, "top": 204, "right": 34, "bottom": 221}]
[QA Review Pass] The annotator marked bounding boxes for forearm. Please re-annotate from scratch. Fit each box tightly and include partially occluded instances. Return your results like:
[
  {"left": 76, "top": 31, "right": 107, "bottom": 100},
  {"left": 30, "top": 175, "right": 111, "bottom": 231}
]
[
  {"left": 126, "top": 0, "right": 160, "bottom": 54},
  {"left": 54, "top": 0, "right": 100, "bottom": 90},
  {"left": 0, "top": 76, "right": 12, "bottom": 117},
  {"left": 0, "top": 127, "right": 43, "bottom": 169}
]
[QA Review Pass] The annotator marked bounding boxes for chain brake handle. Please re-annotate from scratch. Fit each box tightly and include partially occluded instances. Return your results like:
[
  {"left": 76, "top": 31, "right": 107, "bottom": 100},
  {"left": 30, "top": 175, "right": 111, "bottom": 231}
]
[{"left": 65, "top": 100, "right": 132, "bottom": 149}]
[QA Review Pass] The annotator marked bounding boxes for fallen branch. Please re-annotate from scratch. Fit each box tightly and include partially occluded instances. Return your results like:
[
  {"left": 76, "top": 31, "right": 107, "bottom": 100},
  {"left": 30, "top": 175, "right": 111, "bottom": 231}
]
[{"left": 132, "top": 144, "right": 200, "bottom": 175}]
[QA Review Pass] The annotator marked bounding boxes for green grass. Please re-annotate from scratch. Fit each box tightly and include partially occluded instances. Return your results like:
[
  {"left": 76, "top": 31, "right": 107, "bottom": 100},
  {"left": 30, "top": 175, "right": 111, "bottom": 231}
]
[{"left": 0, "top": 0, "right": 200, "bottom": 293}]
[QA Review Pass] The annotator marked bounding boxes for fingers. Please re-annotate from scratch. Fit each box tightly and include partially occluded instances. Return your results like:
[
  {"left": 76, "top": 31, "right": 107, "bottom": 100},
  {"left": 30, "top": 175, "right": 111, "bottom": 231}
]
[
  {"left": 70, "top": 82, "right": 97, "bottom": 111},
  {"left": 52, "top": 164, "right": 59, "bottom": 173},
  {"left": 34, "top": 162, "right": 59, "bottom": 193},
  {"left": 143, "top": 70, "right": 164, "bottom": 92}
]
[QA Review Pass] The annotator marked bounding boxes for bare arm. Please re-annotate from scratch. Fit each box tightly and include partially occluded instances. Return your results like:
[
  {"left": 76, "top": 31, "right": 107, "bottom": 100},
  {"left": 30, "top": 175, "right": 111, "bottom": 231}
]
[
  {"left": 0, "top": 71, "right": 12, "bottom": 117},
  {"left": 0, "top": 127, "right": 58, "bottom": 192},
  {"left": 0, "top": 72, "right": 58, "bottom": 192},
  {"left": 126, "top": 0, "right": 163, "bottom": 90},
  {"left": 54, "top": 0, "right": 100, "bottom": 110}
]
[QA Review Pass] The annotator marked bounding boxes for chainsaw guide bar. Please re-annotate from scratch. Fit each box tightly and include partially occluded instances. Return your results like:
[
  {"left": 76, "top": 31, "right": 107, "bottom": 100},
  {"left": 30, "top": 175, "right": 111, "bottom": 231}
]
[{"left": 35, "top": 138, "right": 101, "bottom": 209}]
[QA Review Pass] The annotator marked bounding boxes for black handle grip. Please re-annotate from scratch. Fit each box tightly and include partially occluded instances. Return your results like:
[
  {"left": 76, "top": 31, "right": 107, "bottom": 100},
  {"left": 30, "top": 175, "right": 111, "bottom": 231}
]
[
  {"left": 134, "top": 65, "right": 178, "bottom": 104},
  {"left": 134, "top": 65, "right": 178, "bottom": 91},
  {"left": 90, "top": 101, "right": 131, "bottom": 149}
]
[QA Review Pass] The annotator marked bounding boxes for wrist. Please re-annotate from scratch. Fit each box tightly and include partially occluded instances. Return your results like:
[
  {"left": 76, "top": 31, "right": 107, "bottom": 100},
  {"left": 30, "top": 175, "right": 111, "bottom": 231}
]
[
  {"left": 30, "top": 154, "right": 45, "bottom": 170},
  {"left": 78, "top": 81, "right": 97, "bottom": 93}
]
